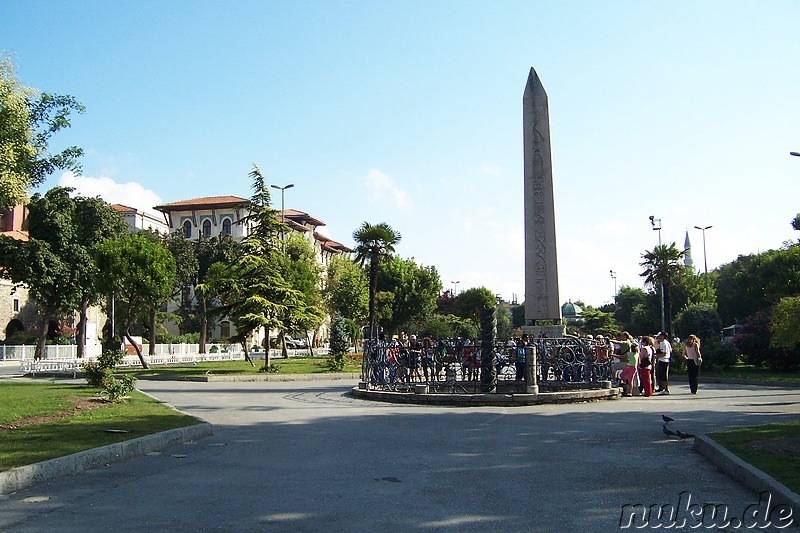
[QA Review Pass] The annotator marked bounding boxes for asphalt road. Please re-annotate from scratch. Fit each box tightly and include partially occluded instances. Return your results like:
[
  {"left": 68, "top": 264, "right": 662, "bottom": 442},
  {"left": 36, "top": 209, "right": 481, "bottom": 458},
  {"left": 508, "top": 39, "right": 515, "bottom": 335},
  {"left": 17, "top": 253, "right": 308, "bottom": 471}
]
[{"left": 1, "top": 379, "right": 799, "bottom": 532}]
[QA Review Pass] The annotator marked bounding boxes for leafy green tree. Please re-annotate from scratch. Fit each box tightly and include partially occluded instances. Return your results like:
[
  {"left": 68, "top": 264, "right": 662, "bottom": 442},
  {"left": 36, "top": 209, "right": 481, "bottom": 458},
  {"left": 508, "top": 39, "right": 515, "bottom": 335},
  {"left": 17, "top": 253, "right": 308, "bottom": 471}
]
[
  {"left": 640, "top": 243, "right": 686, "bottom": 338},
  {"left": 324, "top": 255, "right": 368, "bottom": 323},
  {"left": 511, "top": 303, "right": 525, "bottom": 329},
  {"left": 193, "top": 234, "right": 240, "bottom": 352},
  {"left": 376, "top": 255, "right": 441, "bottom": 337},
  {"left": 455, "top": 287, "right": 497, "bottom": 324},
  {"left": 420, "top": 313, "right": 476, "bottom": 339},
  {"left": 0, "top": 187, "right": 125, "bottom": 358},
  {"left": 0, "top": 57, "right": 85, "bottom": 209},
  {"left": 278, "top": 232, "right": 324, "bottom": 352},
  {"left": 496, "top": 308, "right": 512, "bottom": 341},
  {"left": 352, "top": 221, "right": 401, "bottom": 339},
  {"left": 673, "top": 303, "right": 722, "bottom": 342},
  {"left": 198, "top": 165, "right": 299, "bottom": 368},
  {"left": 770, "top": 296, "right": 800, "bottom": 350},
  {"left": 326, "top": 315, "right": 350, "bottom": 371},
  {"left": 95, "top": 233, "right": 176, "bottom": 368},
  {"left": 580, "top": 308, "right": 620, "bottom": 337}
]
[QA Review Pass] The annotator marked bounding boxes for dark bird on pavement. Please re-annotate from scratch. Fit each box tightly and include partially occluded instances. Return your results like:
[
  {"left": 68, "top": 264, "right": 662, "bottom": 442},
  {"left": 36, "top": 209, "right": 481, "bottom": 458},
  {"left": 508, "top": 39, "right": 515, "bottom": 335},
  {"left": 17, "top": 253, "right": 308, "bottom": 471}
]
[
  {"left": 676, "top": 430, "right": 694, "bottom": 440},
  {"left": 663, "top": 425, "right": 678, "bottom": 437},
  {"left": 662, "top": 414, "right": 675, "bottom": 423}
]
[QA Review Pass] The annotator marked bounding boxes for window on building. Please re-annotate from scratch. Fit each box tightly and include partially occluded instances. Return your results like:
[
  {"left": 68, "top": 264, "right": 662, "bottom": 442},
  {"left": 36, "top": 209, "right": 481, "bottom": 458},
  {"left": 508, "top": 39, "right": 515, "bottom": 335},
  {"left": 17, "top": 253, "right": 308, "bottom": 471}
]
[
  {"left": 202, "top": 219, "right": 212, "bottom": 237},
  {"left": 222, "top": 218, "right": 232, "bottom": 236},
  {"left": 220, "top": 320, "right": 231, "bottom": 339},
  {"left": 182, "top": 220, "right": 192, "bottom": 239},
  {"left": 13, "top": 299, "right": 19, "bottom": 312}
]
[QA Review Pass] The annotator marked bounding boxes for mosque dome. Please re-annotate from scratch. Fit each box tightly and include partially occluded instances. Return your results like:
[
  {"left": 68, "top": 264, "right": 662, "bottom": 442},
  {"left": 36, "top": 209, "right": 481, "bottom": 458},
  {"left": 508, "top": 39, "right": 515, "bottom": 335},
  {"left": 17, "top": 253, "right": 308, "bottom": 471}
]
[{"left": 561, "top": 301, "right": 583, "bottom": 319}]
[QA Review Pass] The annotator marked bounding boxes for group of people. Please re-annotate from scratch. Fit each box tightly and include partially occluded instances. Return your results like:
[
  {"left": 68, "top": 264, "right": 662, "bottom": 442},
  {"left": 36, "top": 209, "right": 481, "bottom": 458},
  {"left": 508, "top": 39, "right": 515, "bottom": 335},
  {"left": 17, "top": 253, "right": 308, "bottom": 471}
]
[
  {"left": 367, "top": 333, "right": 534, "bottom": 385},
  {"left": 608, "top": 331, "right": 704, "bottom": 396}
]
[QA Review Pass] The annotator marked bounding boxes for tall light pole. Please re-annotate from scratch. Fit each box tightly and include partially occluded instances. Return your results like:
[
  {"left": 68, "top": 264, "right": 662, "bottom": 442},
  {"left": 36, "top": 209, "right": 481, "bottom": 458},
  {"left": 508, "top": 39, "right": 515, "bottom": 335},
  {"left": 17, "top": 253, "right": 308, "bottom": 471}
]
[
  {"left": 270, "top": 183, "right": 294, "bottom": 245},
  {"left": 649, "top": 215, "right": 665, "bottom": 334},
  {"left": 610, "top": 270, "right": 617, "bottom": 302},
  {"left": 694, "top": 225, "right": 712, "bottom": 274},
  {"left": 451, "top": 280, "right": 460, "bottom": 296}
]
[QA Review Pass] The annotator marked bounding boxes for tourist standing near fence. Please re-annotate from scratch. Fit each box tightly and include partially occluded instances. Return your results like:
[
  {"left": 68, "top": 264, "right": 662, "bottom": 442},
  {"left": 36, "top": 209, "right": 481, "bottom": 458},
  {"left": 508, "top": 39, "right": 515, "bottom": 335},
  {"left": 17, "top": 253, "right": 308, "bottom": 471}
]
[{"left": 683, "top": 334, "right": 703, "bottom": 394}]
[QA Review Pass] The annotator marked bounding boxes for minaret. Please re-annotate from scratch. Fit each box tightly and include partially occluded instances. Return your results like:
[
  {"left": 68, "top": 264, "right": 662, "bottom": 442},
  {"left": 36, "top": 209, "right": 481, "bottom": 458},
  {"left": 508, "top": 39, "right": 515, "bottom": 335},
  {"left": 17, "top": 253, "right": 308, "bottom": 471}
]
[{"left": 684, "top": 230, "right": 694, "bottom": 269}]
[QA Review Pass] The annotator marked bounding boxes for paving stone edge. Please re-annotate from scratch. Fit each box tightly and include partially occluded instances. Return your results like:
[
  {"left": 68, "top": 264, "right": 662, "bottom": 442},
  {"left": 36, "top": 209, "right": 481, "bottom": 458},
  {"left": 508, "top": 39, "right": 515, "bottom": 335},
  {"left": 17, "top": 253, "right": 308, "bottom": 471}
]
[{"left": 694, "top": 434, "right": 800, "bottom": 516}]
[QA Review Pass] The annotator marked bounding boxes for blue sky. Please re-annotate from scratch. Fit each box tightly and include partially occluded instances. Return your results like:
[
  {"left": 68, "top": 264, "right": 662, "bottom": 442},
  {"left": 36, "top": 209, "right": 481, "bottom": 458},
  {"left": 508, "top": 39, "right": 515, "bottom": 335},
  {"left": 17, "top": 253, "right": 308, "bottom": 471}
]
[{"left": 3, "top": 1, "right": 799, "bottom": 308}]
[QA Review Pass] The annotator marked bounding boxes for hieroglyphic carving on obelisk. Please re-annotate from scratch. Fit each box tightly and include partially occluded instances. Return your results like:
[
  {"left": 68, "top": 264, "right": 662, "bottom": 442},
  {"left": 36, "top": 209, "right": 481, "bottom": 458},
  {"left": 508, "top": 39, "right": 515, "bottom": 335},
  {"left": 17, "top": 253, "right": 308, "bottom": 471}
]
[{"left": 523, "top": 67, "right": 561, "bottom": 325}]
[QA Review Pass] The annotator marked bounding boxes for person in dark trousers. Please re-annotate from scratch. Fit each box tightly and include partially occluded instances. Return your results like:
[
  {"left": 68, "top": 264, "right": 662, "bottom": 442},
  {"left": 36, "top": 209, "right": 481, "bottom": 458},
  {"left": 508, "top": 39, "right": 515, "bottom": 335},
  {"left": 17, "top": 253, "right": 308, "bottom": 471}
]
[{"left": 682, "top": 334, "right": 703, "bottom": 394}]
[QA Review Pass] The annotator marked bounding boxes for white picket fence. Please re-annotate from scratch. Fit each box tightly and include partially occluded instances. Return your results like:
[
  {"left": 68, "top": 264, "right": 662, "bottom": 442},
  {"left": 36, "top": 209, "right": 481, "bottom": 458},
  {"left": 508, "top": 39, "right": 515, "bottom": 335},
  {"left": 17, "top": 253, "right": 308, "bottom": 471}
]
[{"left": 6, "top": 343, "right": 330, "bottom": 375}]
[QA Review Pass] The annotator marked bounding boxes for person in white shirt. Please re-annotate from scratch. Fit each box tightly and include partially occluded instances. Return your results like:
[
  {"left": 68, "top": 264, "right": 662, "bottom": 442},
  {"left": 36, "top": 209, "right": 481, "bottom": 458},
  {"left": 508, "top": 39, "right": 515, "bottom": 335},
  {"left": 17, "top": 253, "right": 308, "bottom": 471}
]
[{"left": 654, "top": 332, "right": 672, "bottom": 395}]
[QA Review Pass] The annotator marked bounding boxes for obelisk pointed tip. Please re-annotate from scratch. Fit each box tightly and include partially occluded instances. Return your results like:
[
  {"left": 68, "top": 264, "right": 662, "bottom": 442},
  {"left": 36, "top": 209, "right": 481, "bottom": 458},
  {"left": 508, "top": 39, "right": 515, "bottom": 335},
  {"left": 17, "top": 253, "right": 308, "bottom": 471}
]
[{"left": 524, "top": 67, "right": 547, "bottom": 100}]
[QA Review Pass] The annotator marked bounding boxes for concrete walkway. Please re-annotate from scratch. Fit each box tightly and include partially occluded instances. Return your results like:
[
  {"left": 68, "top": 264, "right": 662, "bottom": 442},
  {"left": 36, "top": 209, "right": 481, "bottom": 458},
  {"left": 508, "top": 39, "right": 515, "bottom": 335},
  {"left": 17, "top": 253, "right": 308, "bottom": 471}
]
[{"left": 0, "top": 379, "right": 799, "bottom": 531}]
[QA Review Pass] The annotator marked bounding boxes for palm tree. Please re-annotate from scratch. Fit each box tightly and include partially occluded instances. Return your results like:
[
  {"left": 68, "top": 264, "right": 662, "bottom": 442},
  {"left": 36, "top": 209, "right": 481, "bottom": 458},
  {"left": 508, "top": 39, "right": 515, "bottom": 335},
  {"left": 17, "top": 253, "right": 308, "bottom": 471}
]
[
  {"left": 352, "top": 222, "right": 401, "bottom": 342},
  {"left": 640, "top": 243, "right": 686, "bottom": 338}
]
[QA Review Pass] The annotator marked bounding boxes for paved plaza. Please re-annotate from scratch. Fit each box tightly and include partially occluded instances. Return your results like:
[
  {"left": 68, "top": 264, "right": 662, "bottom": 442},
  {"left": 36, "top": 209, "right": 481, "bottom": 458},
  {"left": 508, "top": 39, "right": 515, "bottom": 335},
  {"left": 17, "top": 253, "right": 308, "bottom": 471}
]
[{"left": 0, "top": 378, "right": 799, "bottom": 532}]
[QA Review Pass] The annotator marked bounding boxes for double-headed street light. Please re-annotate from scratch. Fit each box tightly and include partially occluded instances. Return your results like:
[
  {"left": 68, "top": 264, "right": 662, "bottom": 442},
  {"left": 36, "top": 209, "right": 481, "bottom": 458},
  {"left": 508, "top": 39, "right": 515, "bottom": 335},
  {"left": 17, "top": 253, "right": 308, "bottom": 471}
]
[
  {"left": 451, "top": 280, "right": 460, "bottom": 296},
  {"left": 270, "top": 183, "right": 294, "bottom": 244},
  {"left": 649, "top": 215, "right": 665, "bottom": 334},
  {"left": 694, "top": 225, "right": 713, "bottom": 275},
  {"left": 610, "top": 270, "right": 617, "bottom": 302}
]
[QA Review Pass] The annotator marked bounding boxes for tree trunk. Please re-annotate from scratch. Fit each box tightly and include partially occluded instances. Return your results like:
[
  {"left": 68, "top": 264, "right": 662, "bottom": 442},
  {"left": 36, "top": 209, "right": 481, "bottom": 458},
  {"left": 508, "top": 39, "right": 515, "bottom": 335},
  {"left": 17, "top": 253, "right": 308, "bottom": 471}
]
[
  {"left": 149, "top": 306, "right": 156, "bottom": 356},
  {"left": 76, "top": 300, "right": 88, "bottom": 358},
  {"left": 242, "top": 341, "right": 254, "bottom": 367},
  {"left": 199, "top": 299, "right": 208, "bottom": 354},
  {"left": 264, "top": 328, "right": 271, "bottom": 368},
  {"left": 34, "top": 316, "right": 48, "bottom": 360},
  {"left": 280, "top": 330, "right": 288, "bottom": 358},
  {"left": 125, "top": 330, "right": 149, "bottom": 369}
]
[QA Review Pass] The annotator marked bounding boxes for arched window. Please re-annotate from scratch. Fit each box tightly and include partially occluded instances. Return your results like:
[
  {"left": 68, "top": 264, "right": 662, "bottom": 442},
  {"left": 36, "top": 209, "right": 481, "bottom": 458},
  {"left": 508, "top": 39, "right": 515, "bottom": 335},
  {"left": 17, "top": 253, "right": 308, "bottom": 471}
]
[
  {"left": 222, "top": 218, "right": 232, "bottom": 236},
  {"left": 182, "top": 220, "right": 192, "bottom": 239},
  {"left": 202, "top": 219, "right": 212, "bottom": 237},
  {"left": 220, "top": 321, "right": 231, "bottom": 339}
]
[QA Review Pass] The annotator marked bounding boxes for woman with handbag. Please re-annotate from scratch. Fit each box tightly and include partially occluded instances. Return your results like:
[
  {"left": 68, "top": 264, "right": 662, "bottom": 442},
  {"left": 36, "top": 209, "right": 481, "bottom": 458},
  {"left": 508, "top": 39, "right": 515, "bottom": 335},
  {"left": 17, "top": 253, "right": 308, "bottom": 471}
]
[
  {"left": 638, "top": 336, "right": 655, "bottom": 397},
  {"left": 683, "top": 334, "right": 703, "bottom": 394}
]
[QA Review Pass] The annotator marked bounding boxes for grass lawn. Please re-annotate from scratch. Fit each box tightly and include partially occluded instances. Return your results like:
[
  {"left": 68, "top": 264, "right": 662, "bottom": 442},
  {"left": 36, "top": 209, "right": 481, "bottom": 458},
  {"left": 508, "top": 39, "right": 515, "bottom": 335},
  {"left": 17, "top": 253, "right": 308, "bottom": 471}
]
[
  {"left": 0, "top": 381, "right": 202, "bottom": 472},
  {"left": 121, "top": 355, "right": 362, "bottom": 378},
  {"left": 709, "top": 420, "right": 800, "bottom": 494}
]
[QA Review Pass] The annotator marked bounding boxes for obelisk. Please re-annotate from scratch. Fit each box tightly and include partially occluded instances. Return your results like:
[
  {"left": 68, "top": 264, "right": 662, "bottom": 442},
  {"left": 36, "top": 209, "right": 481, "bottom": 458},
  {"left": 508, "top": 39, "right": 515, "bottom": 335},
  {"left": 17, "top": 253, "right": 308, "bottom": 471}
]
[{"left": 523, "top": 67, "right": 563, "bottom": 335}]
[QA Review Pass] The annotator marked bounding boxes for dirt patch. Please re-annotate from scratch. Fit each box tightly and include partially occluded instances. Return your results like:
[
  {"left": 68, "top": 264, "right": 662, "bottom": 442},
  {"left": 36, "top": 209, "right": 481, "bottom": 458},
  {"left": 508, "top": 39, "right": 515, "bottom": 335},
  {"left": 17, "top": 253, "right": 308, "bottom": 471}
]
[
  {"left": 0, "top": 396, "right": 107, "bottom": 430},
  {"left": 748, "top": 438, "right": 800, "bottom": 460}
]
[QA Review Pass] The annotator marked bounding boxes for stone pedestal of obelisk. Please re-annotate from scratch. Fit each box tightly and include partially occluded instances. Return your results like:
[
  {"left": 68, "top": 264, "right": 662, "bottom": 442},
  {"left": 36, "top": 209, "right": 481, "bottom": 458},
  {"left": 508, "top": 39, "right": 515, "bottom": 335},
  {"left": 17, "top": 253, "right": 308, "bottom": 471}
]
[{"left": 522, "top": 67, "right": 565, "bottom": 338}]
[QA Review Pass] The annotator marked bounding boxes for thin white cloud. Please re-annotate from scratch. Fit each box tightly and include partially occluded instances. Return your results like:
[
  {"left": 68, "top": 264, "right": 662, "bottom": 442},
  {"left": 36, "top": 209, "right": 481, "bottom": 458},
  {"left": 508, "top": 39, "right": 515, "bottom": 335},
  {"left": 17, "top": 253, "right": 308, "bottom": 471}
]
[
  {"left": 363, "top": 168, "right": 411, "bottom": 208},
  {"left": 58, "top": 172, "right": 163, "bottom": 216}
]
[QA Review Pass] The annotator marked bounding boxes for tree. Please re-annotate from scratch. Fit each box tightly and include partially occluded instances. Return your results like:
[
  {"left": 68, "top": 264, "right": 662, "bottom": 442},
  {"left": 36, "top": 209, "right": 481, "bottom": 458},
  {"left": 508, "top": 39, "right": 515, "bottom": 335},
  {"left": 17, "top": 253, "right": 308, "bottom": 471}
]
[
  {"left": 0, "top": 187, "right": 125, "bottom": 358},
  {"left": 324, "top": 255, "right": 368, "bottom": 324},
  {"left": 640, "top": 243, "right": 686, "bottom": 338},
  {"left": 95, "top": 233, "right": 176, "bottom": 368},
  {"left": 0, "top": 57, "right": 85, "bottom": 209},
  {"left": 278, "top": 232, "right": 325, "bottom": 352},
  {"left": 375, "top": 255, "right": 441, "bottom": 337},
  {"left": 770, "top": 296, "right": 800, "bottom": 350},
  {"left": 455, "top": 287, "right": 497, "bottom": 324},
  {"left": 352, "top": 222, "right": 401, "bottom": 340},
  {"left": 673, "top": 303, "right": 722, "bottom": 342},
  {"left": 193, "top": 234, "right": 240, "bottom": 352},
  {"left": 198, "top": 165, "right": 299, "bottom": 369},
  {"left": 580, "top": 308, "right": 620, "bottom": 338}
]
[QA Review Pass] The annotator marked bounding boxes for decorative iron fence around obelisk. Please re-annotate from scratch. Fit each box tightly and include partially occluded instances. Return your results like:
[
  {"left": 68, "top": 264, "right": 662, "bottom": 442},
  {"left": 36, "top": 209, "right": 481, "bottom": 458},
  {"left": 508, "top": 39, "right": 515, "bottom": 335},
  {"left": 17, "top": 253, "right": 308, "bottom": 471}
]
[{"left": 359, "top": 336, "right": 613, "bottom": 394}]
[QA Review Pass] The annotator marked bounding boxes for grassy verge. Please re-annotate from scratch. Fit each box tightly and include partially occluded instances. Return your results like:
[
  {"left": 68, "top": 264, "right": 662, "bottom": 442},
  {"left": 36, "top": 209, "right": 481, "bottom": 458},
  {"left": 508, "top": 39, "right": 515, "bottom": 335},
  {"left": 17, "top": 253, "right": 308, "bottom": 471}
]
[
  {"left": 709, "top": 420, "right": 800, "bottom": 494},
  {"left": 700, "top": 366, "right": 800, "bottom": 383},
  {"left": 121, "top": 356, "right": 362, "bottom": 378},
  {"left": 0, "top": 382, "right": 201, "bottom": 472}
]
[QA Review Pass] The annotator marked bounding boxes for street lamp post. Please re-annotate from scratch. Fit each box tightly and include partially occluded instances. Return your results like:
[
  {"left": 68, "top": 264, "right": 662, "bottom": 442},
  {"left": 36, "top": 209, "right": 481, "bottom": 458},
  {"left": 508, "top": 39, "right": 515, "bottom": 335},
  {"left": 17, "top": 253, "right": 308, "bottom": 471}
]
[
  {"left": 610, "top": 270, "right": 617, "bottom": 302},
  {"left": 694, "top": 225, "right": 713, "bottom": 274},
  {"left": 270, "top": 183, "right": 294, "bottom": 245},
  {"left": 451, "top": 280, "right": 460, "bottom": 297},
  {"left": 649, "top": 215, "right": 666, "bottom": 334}
]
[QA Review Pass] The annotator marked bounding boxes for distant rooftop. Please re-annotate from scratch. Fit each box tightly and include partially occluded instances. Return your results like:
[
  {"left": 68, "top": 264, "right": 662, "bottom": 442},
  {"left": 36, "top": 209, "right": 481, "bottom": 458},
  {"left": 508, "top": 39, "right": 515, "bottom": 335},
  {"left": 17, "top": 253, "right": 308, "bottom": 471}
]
[{"left": 154, "top": 196, "right": 250, "bottom": 212}]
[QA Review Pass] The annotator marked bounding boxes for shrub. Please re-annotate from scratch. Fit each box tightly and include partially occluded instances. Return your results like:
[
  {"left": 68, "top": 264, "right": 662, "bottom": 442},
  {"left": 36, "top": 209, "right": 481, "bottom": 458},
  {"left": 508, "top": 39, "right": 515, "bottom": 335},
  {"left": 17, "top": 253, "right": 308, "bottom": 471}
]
[
  {"left": 669, "top": 342, "right": 687, "bottom": 375},
  {"left": 83, "top": 361, "right": 113, "bottom": 388},
  {"left": 735, "top": 312, "right": 771, "bottom": 366},
  {"left": 101, "top": 375, "right": 137, "bottom": 402},
  {"left": 674, "top": 304, "right": 721, "bottom": 341},
  {"left": 97, "top": 349, "right": 125, "bottom": 369},
  {"left": 258, "top": 363, "right": 279, "bottom": 373},
  {"left": 326, "top": 316, "right": 350, "bottom": 372},
  {"left": 702, "top": 339, "right": 740, "bottom": 370}
]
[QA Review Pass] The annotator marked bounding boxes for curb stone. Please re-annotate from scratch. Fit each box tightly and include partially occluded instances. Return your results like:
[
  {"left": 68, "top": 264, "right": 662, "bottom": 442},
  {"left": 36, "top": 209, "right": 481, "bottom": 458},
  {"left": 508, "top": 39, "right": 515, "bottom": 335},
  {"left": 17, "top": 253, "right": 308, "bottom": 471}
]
[
  {"left": 694, "top": 434, "right": 800, "bottom": 517},
  {"left": 0, "top": 422, "right": 213, "bottom": 495}
]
